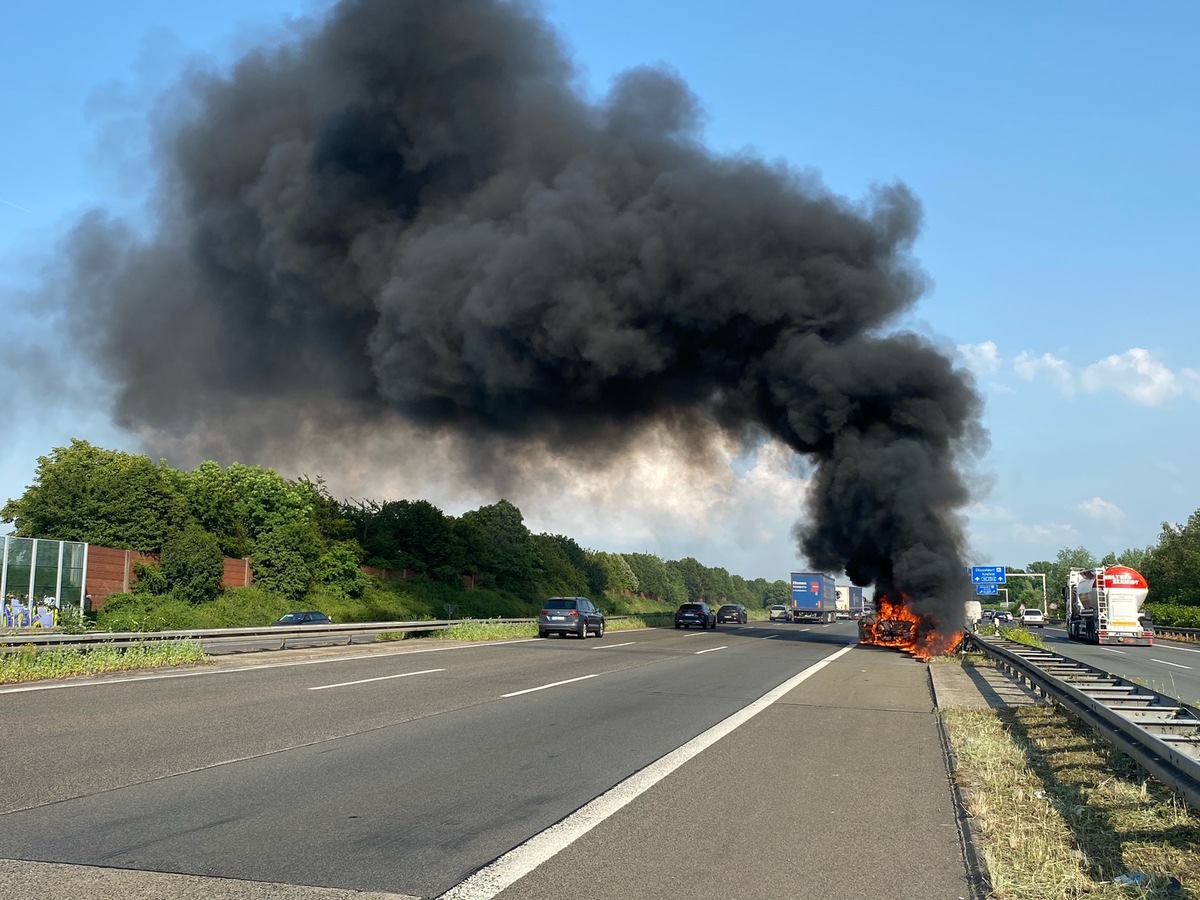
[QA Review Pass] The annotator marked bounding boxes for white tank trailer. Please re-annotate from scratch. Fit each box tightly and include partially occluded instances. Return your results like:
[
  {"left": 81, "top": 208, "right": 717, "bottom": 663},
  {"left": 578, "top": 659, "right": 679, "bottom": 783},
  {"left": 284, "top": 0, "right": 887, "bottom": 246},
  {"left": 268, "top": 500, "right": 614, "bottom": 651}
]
[{"left": 1064, "top": 565, "right": 1153, "bottom": 646}]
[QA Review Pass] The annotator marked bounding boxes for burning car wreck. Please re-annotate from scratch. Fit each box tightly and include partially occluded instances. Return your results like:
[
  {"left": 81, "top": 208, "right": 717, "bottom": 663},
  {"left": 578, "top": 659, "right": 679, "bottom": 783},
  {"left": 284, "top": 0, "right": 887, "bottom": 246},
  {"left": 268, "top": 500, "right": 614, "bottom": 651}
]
[{"left": 858, "top": 594, "right": 967, "bottom": 660}]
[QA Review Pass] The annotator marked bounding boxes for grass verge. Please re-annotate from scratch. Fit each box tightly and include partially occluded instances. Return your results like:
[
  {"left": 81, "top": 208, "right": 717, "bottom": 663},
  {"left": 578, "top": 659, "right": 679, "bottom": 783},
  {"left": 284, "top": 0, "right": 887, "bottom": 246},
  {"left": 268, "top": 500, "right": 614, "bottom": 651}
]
[
  {"left": 0, "top": 641, "right": 207, "bottom": 684},
  {"left": 943, "top": 662, "right": 1199, "bottom": 898}
]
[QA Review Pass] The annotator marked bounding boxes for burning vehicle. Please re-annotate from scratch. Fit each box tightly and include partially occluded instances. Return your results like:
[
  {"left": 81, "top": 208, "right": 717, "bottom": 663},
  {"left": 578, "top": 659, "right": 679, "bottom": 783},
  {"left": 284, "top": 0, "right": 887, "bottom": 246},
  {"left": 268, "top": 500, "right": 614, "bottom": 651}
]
[{"left": 858, "top": 594, "right": 966, "bottom": 660}]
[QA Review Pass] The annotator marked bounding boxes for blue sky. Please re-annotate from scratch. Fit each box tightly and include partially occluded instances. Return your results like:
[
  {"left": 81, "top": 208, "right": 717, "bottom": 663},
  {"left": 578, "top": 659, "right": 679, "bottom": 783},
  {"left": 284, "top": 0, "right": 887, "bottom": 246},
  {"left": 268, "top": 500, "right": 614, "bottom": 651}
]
[{"left": 2, "top": 1, "right": 1198, "bottom": 580}]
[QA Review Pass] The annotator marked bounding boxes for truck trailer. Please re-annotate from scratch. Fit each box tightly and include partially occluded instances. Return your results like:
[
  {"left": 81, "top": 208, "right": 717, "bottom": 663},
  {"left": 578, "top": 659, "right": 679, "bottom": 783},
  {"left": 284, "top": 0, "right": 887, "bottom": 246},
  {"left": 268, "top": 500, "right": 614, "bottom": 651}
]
[
  {"left": 1064, "top": 565, "right": 1153, "bottom": 646},
  {"left": 834, "top": 585, "right": 865, "bottom": 620},
  {"left": 790, "top": 572, "right": 838, "bottom": 624}
]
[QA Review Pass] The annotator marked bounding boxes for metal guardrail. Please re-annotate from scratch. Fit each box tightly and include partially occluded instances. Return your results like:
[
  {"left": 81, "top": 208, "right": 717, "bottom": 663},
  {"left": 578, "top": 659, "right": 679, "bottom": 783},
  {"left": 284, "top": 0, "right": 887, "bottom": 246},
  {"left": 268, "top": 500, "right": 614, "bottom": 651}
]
[
  {"left": 968, "top": 632, "right": 1200, "bottom": 811},
  {"left": 1154, "top": 625, "right": 1200, "bottom": 641},
  {"left": 0, "top": 618, "right": 537, "bottom": 653},
  {"left": 0, "top": 613, "right": 674, "bottom": 654}
]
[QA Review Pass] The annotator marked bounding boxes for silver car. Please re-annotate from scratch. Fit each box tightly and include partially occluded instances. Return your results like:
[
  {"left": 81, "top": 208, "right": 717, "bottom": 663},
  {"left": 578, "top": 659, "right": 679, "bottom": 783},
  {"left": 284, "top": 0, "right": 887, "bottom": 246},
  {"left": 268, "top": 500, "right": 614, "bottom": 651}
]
[{"left": 538, "top": 597, "right": 605, "bottom": 639}]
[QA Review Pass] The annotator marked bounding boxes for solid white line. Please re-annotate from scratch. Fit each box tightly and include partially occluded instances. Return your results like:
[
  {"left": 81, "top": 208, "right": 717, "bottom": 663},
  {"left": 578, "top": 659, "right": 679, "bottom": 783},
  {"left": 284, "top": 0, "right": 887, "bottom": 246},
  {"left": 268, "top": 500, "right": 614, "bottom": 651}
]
[
  {"left": 760, "top": 635, "right": 779, "bottom": 640},
  {"left": 436, "top": 642, "right": 857, "bottom": 900},
  {"left": 1151, "top": 659, "right": 1192, "bottom": 670},
  {"left": 1155, "top": 644, "right": 1200, "bottom": 655},
  {"left": 0, "top": 640, "right": 539, "bottom": 695},
  {"left": 591, "top": 642, "right": 635, "bottom": 650},
  {"left": 502, "top": 673, "right": 603, "bottom": 698},
  {"left": 694, "top": 646, "right": 727, "bottom": 655},
  {"left": 308, "top": 668, "right": 444, "bottom": 690}
]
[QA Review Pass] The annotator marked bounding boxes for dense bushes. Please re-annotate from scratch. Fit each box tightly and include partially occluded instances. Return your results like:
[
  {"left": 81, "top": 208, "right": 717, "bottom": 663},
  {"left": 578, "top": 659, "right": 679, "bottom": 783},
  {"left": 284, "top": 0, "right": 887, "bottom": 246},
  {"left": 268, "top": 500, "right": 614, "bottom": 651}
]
[{"left": 1143, "top": 603, "right": 1200, "bottom": 629}]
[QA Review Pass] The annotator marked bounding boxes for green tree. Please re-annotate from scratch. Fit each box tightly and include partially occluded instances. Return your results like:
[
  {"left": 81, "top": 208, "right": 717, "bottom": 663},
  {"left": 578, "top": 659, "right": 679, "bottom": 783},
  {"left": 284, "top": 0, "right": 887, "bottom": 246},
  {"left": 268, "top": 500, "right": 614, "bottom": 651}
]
[
  {"left": 314, "top": 540, "right": 369, "bottom": 599},
  {"left": 531, "top": 534, "right": 590, "bottom": 598},
  {"left": 1142, "top": 512, "right": 1200, "bottom": 606},
  {"left": 624, "top": 552, "right": 684, "bottom": 604},
  {"left": 457, "top": 500, "right": 539, "bottom": 592},
  {"left": 181, "top": 461, "right": 318, "bottom": 558},
  {"left": 1, "top": 439, "right": 187, "bottom": 549},
  {"left": 591, "top": 551, "right": 639, "bottom": 595},
  {"left": 160, "top": 524, "right": 225, "bottom": 604},
  {"left": 700, "top": 565, "right": 734, "bottom": 603},
  {"left": 252, "top": 521, "right": 322, "bottom": 603},
  {"left": 668, "top": 557, "right": 706, "bottom": 601},
  {"left": 183, "top": 460, "right": 250, "bottom": 556}
]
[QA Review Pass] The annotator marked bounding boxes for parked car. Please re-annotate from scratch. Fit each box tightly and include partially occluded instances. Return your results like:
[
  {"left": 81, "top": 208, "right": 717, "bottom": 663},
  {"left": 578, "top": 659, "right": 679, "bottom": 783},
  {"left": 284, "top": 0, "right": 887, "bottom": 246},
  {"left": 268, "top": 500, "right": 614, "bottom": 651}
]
[
  {"left": 272, "top": 611, "right": 333, "bottom": 626},
  {"left": 675, "top": 602, "right": 717, "bottom": 630},
  {"left": 1019, "top": 609, "right": 1046, "bottom": 628},
  {"left": 538, "top": 597, "right": 605, "bottom": 639},
  {"left": 717, "top": 603, "right": 748, "bottom": 624},
  {"left": 768, "top": 604, "right": 791, "bottom": 622}
]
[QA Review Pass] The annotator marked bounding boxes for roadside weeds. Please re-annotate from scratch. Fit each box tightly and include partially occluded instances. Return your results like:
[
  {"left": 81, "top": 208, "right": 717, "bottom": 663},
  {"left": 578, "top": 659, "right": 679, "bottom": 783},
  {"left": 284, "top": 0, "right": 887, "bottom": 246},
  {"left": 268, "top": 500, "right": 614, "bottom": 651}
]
[{"left": 941, "top": 658, "right": 1200, "bottom": 899}]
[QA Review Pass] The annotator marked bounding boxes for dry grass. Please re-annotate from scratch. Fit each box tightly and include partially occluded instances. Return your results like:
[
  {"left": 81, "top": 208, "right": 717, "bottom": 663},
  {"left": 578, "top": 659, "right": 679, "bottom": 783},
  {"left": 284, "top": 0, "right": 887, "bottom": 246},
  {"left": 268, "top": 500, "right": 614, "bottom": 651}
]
[{"left": 944, "top": 697, "right": 1199, "bottom": 898}]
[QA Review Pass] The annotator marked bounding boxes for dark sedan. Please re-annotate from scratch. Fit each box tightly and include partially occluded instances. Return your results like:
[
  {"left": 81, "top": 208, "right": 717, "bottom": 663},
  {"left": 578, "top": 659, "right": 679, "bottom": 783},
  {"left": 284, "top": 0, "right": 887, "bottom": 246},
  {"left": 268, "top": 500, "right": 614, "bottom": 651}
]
[{"left": 272, "top": 611, "right": 333, "bottom": 626}]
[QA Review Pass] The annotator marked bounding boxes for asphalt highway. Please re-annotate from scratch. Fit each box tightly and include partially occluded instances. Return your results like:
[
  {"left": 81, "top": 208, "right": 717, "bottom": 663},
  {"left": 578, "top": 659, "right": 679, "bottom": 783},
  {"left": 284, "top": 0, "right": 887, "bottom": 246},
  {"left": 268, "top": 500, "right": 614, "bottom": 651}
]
[
  {"left": 0, "top": 622, "right": 972, "bottom": 899},
  {"left": 1028, "top": 627, "right": 1200, "bottom": 705}
]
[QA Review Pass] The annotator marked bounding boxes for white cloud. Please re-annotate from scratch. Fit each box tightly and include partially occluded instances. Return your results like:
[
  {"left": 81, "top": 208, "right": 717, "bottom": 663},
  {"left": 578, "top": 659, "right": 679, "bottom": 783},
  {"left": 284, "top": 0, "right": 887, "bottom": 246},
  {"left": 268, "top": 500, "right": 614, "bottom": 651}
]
[
  {"left": 1013, "top": 351, "right": 1075, "bottom": 395},
  {"left": 1079, "top": 348, "right": 1196, "bottom": 406},
  {"left": 965, "top": 501, "right": 1015, "bottom": 523},
  {"left": 956, "top": 341, "right": 1002, "bottom": 375},
  {"left": 1009, "top": 520, "right": 1081, "bottom": 545},
  {"left": 1078, "top": 496, "right": 1124, "bottom": 521}
]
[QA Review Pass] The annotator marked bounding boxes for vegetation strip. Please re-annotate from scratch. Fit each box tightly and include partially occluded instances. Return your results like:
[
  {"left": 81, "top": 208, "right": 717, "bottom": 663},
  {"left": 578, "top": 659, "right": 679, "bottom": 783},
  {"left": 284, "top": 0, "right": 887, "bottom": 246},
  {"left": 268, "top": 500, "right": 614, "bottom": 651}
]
[
  {"left": 0, "top": 641, "right": 205, "bottom": 684},
  {"left": 942, "top": 658, "right": 1200, "bottom": 898}
]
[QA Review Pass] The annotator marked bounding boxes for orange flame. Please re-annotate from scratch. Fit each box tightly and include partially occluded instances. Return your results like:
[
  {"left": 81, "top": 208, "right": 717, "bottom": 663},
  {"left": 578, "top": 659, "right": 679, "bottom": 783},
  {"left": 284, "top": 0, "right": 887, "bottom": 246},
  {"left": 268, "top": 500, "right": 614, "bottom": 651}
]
[{"left": 859, "top": 593, "right": 964, "bottom": 660}]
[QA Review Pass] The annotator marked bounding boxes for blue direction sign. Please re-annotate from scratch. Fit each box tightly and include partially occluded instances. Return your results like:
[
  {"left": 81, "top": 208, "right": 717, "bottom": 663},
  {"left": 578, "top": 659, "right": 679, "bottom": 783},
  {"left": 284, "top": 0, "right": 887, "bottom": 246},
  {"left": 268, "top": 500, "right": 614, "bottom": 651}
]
[
  {"left": 976, "top": 584, "right": 999, "bottom": 595},
  {"left": 971, "top": 565, "right": 1006, "bottom": 584}
]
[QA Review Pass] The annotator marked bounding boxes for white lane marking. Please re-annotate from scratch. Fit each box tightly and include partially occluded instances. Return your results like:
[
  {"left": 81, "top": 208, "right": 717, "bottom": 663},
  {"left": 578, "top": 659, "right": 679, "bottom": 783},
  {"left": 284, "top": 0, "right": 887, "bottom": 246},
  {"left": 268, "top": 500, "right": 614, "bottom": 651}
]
[
  {"left": 694, "top": 646, "right": 727, "bottom": 655},
  {"left": 1099, "top": 647, "right": 1127, "bottom": 654},
  {"left": 437, "top": 642, "right": 857, "bottom": 900},
  {"left": 1151, "top": 659, "right": 1192, "bottom": 670},
  {"left": 680, "top": 631, "right": 705, "bottom": 637},
  {"left": 502, "top": 673, "right": 603, "bottom": 698},
  {"left": 0, "top": 640, "right": 540, "bottom": 695},
  {"left": 760, "top": 635, "right": 779, "bottom": 640},
  {"left": 1156, "top": 644, "right": 1200, "bottom": 655},
  {"left": 799, "top": 628, "right": 810, "bottom": 632},
  {"left": 308, "top": 668, "right": 444, "bottom": 690},
  {"left": 591, "top": 642, "right": 636, "bottom": 650}
]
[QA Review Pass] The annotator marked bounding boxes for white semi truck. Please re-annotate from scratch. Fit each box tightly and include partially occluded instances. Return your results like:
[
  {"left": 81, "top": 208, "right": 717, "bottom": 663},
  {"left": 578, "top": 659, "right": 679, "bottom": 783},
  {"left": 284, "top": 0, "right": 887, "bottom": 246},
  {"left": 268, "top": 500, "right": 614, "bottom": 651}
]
[{"left": 1063, "top": 565, "right": 1153, "bottom": 646}]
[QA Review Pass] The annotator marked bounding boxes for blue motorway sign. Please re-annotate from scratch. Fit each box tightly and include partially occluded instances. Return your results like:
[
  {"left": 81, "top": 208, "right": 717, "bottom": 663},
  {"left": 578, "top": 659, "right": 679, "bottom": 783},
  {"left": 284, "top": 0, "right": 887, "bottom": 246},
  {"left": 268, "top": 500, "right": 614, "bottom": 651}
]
[
  {"left": 976, "top": 584, "right": 999, "bottom": 595},
  {"left": 971, "top": 565, "right": 1006, "bottom": 584}
]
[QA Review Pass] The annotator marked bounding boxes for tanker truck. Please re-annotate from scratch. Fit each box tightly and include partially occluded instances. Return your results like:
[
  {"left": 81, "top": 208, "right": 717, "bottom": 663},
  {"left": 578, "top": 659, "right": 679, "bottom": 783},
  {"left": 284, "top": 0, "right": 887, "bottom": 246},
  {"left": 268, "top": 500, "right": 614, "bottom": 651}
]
[{"left": 1063, "top": 565, "right": 1154, "bottom": 646}]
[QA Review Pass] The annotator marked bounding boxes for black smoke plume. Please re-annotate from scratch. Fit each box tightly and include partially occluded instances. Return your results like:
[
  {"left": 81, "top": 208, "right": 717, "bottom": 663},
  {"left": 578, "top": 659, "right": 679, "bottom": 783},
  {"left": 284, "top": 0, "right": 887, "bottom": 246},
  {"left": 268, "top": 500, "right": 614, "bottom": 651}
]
[{"left": 56, "top": 0, "right": 984, "bottom": 633}]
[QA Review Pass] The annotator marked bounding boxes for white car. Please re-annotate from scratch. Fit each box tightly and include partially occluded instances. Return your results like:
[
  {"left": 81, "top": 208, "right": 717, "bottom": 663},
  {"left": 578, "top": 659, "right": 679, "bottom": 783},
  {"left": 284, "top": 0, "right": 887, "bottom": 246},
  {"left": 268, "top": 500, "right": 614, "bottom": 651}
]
[
  {"left": 769, "top": 605, "right": 791, "bottom": 622},
  {"left": 1019, "top": 609, "right": 1046, "bottom": 628}
]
